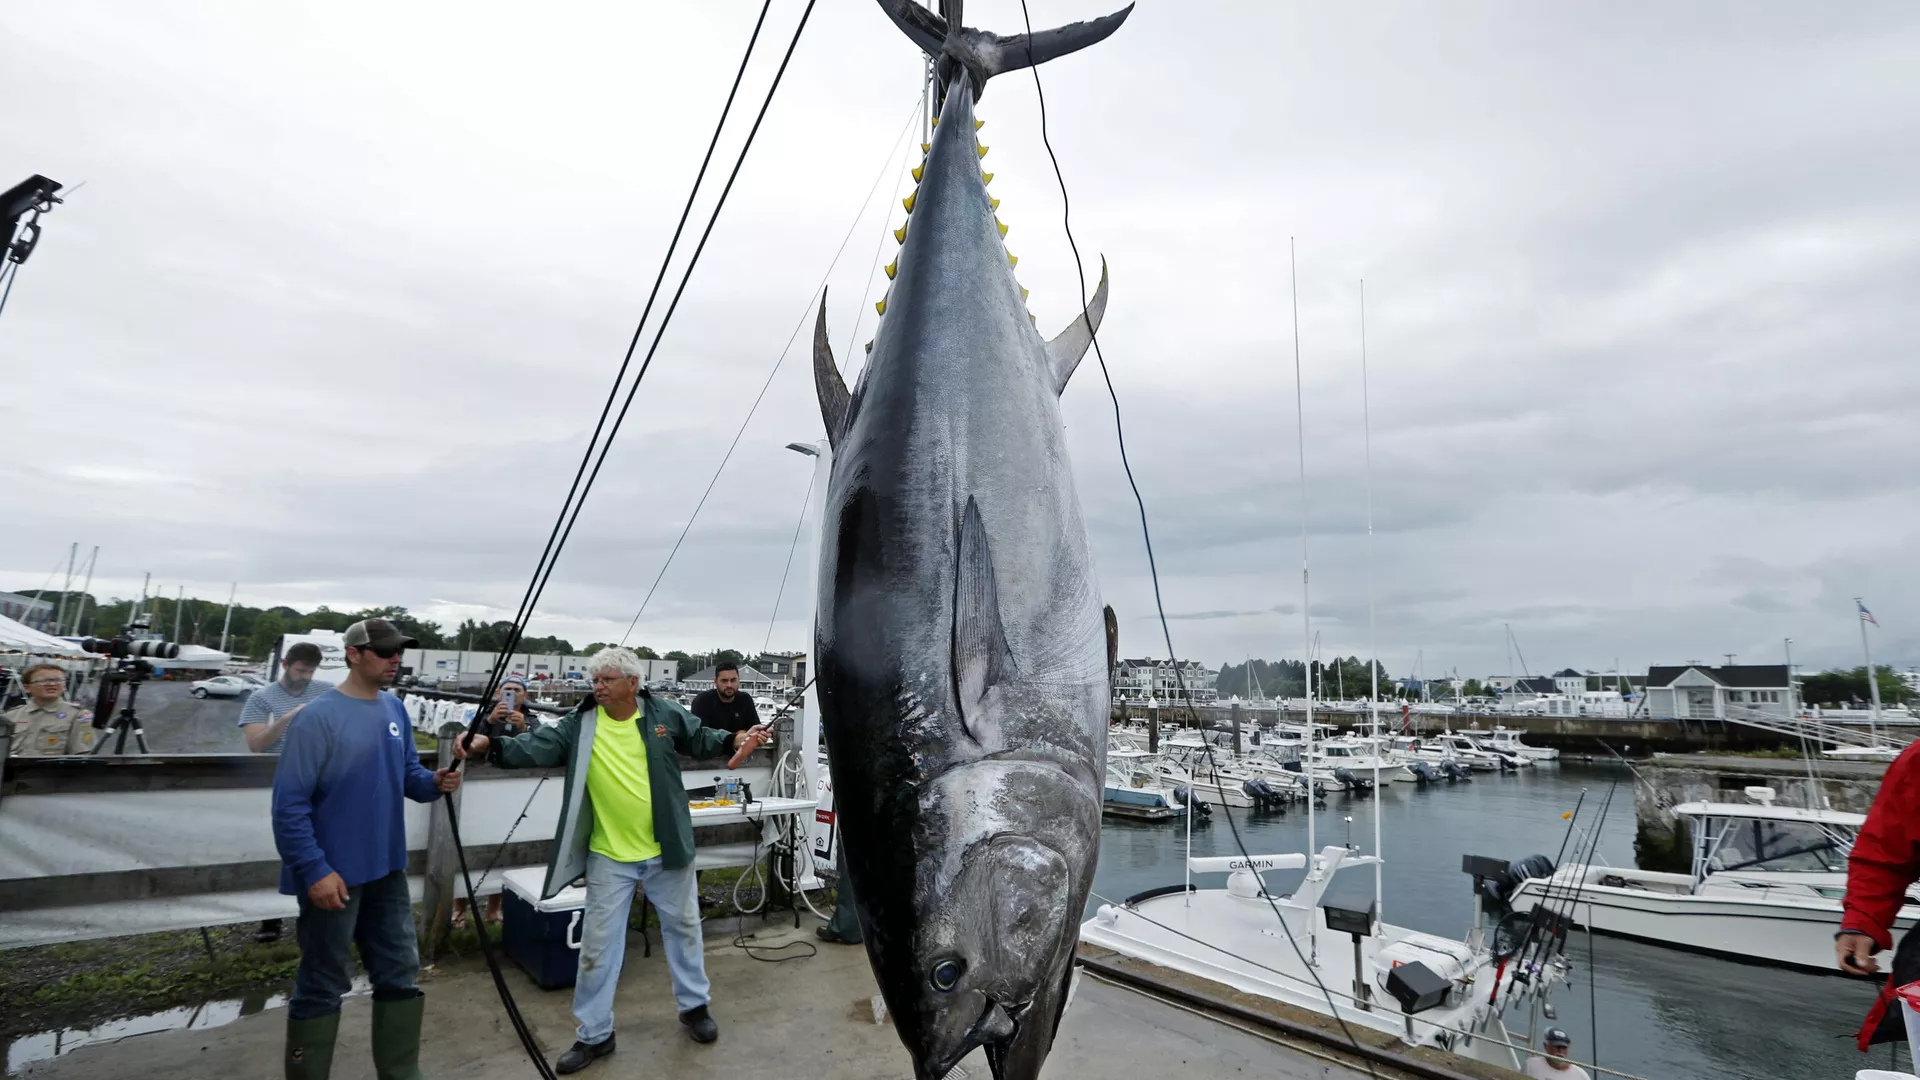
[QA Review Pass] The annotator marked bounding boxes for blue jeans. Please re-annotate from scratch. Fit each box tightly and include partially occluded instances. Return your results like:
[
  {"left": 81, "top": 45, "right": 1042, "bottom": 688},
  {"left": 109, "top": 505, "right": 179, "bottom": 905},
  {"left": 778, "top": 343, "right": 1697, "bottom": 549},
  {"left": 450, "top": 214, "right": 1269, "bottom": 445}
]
[
  {"left": 575, "top": 852, "right": 710, "bottom": 1043},
  {"left": 290, "top": 869, "right": 420, "bottom": 1020}
]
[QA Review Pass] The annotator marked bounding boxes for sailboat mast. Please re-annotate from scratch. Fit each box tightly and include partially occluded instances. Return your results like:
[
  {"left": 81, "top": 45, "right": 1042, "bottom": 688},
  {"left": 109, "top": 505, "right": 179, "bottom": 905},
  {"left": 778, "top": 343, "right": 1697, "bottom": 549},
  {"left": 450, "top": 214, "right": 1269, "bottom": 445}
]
[
  {"left": 1288, "top": 237, "right": 1315, "bottom": 911},
  {"left": 1360, "top": 278, "right": 1382, "bottom": 927}
]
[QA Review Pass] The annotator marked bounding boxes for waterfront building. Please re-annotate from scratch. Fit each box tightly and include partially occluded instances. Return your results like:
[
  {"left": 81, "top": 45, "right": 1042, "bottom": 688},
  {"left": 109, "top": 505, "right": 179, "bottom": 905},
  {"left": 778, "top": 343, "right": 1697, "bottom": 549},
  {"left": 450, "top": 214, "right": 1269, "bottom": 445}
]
[
  {"left": 1640, "top": 664, "right": 1792, "bottom": 721},
  {"left": 1112, "top": 658, "right": 1218, "bottom": 705}
]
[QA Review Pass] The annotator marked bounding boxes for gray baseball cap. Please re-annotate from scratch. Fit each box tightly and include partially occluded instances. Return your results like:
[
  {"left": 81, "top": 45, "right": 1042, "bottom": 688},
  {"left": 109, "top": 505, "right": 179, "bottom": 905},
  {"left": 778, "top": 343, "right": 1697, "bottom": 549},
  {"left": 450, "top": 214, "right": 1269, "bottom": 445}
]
[
  {"left": 1543, "top": 1028, "right": 1572, "bottom": 1047},
  {"left": 343, "top": 618, "right": 419, "bottom": 652}
]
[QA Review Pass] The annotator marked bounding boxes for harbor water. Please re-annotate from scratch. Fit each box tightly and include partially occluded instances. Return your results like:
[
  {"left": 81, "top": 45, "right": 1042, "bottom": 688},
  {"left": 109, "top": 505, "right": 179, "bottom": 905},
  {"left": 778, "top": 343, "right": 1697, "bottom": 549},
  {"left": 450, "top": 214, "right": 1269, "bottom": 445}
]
[{"left": 1093, "top": 762, "right": 1896, "bottom": 1080}]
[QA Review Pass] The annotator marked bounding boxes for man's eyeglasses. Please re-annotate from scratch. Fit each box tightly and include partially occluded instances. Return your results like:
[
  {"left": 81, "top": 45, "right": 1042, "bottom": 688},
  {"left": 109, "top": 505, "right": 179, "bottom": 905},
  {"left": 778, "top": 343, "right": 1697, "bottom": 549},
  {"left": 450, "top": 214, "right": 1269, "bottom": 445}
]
[
  {"left": 591, "top": 675, "right": 635, "bottom": 686},
  {"left": 354, "top": 645, "right": 402, "bottom": 659}
]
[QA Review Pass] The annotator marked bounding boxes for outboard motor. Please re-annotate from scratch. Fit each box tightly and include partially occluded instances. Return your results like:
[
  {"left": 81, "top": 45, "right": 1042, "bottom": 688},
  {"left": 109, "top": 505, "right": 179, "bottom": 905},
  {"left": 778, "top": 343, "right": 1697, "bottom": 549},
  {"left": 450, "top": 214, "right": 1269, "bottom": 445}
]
[
  {"left": 1481, "top": 853, "right": 1557, "bottom": 906},
  {"left": 1497, "top": 754, "right": 1518, "bottom": 772},
  {"left": 1333, "top": 767, "right": 1374, "bottom": 794},
  {"left": 1242, "top": 777, "right": 1286, "bottom": 809},
  {"left": 1441, "top": 760, "right": 1473, "bottom": 782},
  {"left": 1409, "top": 760, "right": 1439, "bottom": 785},
  {"left": 1173, "top": 785, "right": 1211, "bottom": 818}
]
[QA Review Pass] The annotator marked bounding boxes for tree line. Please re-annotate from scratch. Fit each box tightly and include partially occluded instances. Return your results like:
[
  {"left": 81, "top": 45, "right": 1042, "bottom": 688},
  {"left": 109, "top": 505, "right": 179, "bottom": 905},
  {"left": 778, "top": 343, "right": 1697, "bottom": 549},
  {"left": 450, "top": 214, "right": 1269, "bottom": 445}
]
[{"left": 1214, "top": 657, "right": 1391, "bottom": 700}]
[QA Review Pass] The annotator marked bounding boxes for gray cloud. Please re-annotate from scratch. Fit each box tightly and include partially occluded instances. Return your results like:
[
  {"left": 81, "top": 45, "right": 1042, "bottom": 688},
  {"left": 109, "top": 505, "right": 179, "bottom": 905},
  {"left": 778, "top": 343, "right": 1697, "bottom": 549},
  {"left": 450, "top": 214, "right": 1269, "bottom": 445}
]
[{"left": 3, "top": 1, "right": 1916, "bottom": 681}]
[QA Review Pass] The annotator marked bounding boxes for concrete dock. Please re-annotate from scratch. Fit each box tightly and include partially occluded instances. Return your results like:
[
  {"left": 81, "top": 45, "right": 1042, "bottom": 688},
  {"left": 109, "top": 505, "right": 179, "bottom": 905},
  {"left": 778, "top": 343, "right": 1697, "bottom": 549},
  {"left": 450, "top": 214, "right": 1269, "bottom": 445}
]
[{"left": 13, "top": 918, "right": 1443, "bottom": 1080}]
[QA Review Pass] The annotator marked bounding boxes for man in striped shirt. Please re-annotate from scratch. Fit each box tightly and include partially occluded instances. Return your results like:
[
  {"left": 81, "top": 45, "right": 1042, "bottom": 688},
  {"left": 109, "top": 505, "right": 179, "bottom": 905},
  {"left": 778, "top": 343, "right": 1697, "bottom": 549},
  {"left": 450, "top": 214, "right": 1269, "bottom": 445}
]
[{"left": 239, "top": 642, "right": 330, "bottom": 754}]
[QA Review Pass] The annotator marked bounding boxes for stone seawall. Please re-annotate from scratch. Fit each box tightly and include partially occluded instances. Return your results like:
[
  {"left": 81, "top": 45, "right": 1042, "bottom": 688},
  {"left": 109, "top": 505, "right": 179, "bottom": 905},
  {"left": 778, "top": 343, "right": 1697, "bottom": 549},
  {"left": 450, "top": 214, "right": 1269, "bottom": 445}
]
[{"left": 1631, "top": 754, "right": 1888, "bottom": 871}]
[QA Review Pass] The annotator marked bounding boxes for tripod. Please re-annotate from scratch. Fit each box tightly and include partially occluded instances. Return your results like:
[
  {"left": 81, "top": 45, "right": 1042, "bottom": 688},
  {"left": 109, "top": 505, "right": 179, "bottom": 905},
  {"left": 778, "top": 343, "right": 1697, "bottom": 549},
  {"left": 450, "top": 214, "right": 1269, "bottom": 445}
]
[{"left": 91, "top": 668, "right": 151, "bottom": 755}]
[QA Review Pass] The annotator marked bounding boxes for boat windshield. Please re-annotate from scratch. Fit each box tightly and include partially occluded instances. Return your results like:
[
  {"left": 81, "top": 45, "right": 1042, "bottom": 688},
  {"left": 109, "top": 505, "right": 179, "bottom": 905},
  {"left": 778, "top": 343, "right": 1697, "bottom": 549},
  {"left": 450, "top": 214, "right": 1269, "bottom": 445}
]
[{"left": 1701, "top": 815, "right": 1854, "bottom": 874}]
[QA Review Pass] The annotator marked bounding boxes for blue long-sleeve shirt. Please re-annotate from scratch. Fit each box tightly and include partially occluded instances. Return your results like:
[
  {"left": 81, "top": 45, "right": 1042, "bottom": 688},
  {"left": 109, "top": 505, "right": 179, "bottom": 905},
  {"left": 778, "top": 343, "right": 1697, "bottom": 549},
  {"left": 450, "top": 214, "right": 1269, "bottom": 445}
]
[{"left": 271, "top": 689, "right": 441, "bottom": 895}]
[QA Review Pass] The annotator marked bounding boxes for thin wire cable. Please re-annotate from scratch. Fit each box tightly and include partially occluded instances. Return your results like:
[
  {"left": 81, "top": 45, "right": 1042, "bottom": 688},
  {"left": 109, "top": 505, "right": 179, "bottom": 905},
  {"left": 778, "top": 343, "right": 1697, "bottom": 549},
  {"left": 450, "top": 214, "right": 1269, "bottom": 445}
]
[
  {"left": 1015, "top": 5, "right": 1376, "bottom": 1075},
  {"left": 1359, "top": 278, "right": 1381, "bottom": 925},
  {"left": 618, "top": 96, "right": 920, "bottom": 645},
  {"left": 844, "top": 109, "right": 920, "bottom": 362},
  {"left": 763, "top": 470, "right": 816, "bottom": 654},
  {"left": 479, "top": 0, "right": 778, "bottom": 699},
  {"left": 444, "top": 6, "right": 816, "bottom": 1074}
]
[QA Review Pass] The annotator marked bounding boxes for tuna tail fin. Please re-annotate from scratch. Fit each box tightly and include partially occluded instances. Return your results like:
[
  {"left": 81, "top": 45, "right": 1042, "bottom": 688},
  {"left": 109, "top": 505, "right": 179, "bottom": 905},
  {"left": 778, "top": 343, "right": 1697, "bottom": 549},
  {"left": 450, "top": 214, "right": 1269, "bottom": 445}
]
[
  {"left": 875, "top": 0, "right": 1134, "bottom": 99},
  {"left": 813, "top": 289, "right": 850, "bottom": 450},
  {"left": 1046, "top": 256, "right": 1108, "bottom": 394}
]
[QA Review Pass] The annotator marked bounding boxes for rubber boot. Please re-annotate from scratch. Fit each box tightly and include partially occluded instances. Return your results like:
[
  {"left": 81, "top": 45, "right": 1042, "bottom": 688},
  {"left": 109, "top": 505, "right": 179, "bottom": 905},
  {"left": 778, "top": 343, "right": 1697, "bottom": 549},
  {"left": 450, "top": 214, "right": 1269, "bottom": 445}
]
[
  {"left": 821, "top": 849, "right": 863, "bottom": 944},
  {"left": 371, "top": 992, "right": 426, "bottom": 1080},
  {"left": 285, "top": 1012, "right": 340, "bottom": 1080}
]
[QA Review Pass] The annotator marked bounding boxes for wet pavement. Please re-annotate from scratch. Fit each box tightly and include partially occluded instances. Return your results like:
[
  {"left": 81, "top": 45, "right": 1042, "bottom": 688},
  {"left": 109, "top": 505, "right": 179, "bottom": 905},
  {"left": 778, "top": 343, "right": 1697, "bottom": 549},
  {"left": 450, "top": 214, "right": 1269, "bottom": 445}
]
[{"left": 88, "top": 679, "right": 252, "bottom": 754}]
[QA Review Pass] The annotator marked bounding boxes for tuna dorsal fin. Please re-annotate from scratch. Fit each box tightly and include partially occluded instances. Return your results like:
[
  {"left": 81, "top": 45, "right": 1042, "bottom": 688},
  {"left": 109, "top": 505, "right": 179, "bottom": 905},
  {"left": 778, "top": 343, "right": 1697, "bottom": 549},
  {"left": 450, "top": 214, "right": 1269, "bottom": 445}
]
[
  {"left": 874, "top": 1, "right": 1134, "bottom": 100},
  {"left": 953, "top": 495, "right": 1014, "bottom": 744},
  {"left": 812, "top": 289, "right": 850, "bottom": 449},
  {"left": 1103, "top": 604, "right": 1119, "bottom": 676},
  {"left": 1045, "top": 256, "right": 1109, "bottom": 395}
]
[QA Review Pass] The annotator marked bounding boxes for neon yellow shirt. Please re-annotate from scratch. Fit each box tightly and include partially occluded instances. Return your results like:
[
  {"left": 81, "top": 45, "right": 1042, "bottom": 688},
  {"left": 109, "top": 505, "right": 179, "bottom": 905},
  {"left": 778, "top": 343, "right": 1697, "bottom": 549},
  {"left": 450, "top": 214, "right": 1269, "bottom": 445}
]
[{"left": 586, "top": 705, "right": 662, "bottom": 862}]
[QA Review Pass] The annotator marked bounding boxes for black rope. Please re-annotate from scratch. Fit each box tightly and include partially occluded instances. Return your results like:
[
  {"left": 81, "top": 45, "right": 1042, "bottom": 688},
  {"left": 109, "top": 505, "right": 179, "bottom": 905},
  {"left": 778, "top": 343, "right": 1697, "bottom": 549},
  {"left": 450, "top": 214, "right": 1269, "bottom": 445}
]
[
  {"left": 440, "top": 4, "right": 818, "bottom": 1074},
  {"left": 470, "top": 0, "right": 777, "bottom": 715},
  {"left": 617, "top": 96, "right": 921, "bottom": 646},
  {"left": 1016, "top": 5, "right": 1378, "bottom": 1074}
]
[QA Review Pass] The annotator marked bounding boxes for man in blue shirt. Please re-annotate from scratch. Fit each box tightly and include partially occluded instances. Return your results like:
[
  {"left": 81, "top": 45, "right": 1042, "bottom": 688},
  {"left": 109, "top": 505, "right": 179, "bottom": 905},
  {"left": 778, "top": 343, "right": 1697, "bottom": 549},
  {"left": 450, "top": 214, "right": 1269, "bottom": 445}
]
[
  {"left": 273, "top": 618, "right": 460, "bottom": 1080},
  {"left": 240, "top": 641, "right": 331, "bottom": 753}
]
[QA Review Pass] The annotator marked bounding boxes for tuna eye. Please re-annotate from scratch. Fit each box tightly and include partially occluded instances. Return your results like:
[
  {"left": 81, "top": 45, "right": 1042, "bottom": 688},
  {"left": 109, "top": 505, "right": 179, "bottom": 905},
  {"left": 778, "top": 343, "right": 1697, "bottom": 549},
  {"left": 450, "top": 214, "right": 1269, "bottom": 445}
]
[{"left": 930, "top": 957, "right": 966, "bottom": 992}]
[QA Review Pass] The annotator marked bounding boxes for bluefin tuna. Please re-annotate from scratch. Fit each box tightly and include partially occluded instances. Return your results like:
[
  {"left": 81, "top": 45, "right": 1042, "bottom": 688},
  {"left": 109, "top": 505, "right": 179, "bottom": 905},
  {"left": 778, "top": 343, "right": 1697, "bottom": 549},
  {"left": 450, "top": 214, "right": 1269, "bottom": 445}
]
[{"left": 809, "top": 3, "right": 1131, "bottom": 1078}]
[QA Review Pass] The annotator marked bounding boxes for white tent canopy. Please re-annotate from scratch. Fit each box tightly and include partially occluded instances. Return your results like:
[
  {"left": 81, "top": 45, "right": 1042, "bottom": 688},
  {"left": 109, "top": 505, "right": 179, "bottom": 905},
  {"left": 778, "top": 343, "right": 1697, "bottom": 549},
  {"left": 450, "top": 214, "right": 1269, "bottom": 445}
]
[{"left": 0, "top": 613, "right": 92, "bottom": 657}]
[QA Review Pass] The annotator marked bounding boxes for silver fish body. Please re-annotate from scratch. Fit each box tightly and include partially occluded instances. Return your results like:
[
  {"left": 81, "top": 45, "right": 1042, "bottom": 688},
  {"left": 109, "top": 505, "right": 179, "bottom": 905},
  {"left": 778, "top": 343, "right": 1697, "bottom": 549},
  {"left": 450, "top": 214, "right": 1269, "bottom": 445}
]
[{"left": 808, "top": 7, "right": 1128, "bottom": 1078}]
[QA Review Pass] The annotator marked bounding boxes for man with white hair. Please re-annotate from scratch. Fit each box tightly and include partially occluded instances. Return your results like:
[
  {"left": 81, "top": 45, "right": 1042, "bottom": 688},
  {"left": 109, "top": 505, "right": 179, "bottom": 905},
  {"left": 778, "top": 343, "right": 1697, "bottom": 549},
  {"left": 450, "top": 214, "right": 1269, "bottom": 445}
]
[{"left": 457, "top": 646, "right": 768, "bottom": 1075}]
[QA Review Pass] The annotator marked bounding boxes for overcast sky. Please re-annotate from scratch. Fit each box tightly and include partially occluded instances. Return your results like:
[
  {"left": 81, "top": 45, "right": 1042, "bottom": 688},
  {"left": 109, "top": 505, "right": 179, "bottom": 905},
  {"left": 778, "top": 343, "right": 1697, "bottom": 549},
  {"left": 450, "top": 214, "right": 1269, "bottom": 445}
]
[{"left": 4, "top": 1, "right": 1916, "bottom": 681}]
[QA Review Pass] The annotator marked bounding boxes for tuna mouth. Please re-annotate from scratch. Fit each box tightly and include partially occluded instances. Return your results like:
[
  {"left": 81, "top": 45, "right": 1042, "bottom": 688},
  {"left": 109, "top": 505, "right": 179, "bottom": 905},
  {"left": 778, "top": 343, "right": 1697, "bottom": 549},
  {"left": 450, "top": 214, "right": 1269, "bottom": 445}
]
[{"left": 917, "top": 997, "right": 1031, "bottom": 1080}]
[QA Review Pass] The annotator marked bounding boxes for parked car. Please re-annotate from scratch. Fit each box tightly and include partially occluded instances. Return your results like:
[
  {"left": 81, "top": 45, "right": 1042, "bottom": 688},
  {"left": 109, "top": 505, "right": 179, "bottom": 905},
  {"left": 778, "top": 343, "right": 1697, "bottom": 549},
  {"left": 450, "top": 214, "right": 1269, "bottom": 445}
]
[{"left": 191, "top": 675, "right": 254, "bottom": 699}]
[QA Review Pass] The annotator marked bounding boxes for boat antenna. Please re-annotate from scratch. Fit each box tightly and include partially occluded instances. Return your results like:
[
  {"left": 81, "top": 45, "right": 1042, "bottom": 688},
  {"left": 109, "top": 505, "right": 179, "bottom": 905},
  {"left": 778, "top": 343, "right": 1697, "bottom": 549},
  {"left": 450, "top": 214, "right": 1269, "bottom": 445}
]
[
  {"left": 1291, "top": 236, "right": 1315, "bottom": 899},
  {"left": 1016, "top": 7, "right": 1378, "bottom": 1070},
  {"left": 1360, "top": 278, "right": 1382, "bottom": 926}
]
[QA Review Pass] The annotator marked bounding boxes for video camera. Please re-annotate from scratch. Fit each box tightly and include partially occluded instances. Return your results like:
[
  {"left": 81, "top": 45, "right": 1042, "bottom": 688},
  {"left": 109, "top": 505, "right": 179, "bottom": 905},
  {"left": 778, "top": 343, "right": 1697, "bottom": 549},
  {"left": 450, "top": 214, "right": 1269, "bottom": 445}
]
[{"left": 85, "top": 616, "right": 176, "bottom": 750}]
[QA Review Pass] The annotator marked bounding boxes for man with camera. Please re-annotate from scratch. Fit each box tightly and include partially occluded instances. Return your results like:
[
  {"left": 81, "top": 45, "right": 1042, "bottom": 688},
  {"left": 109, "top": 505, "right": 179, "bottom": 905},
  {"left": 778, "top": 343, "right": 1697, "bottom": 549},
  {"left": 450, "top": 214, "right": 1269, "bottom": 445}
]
[
  {"left": 239, "top": 642, "right": 330, "bottom": 754},
  {"left": 455, "top": 647, "right": 769, "bottom": 1074},
  {"left": 273, "top": 619, "right": 461, "bottom": 1080},
  {"left": 6, "top": 663, "right": 95, "bottom": 756}
]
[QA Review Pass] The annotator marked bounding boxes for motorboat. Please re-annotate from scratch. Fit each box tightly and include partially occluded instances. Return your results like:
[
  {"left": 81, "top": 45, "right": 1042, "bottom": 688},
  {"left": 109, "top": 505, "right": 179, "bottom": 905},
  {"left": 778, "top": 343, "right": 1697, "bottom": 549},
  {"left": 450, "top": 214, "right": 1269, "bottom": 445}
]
[
  {"left": 1504, "top": 786, "right": 1916, "bottom": 972},
  {"left": 1082, "top": 845, "right": 1575, "bottom": 1071},
  {"left": 1103, "top": 747, "right": 1189, "bottom": 816},
  {"left": 1391, "top": 734, "right": 1503, "bottom": 772},
  {"left": 1308, "top": 736, "right": 1417, "bottom": 784},
  {"left": 1467, "top": 725, "right": 1559, "bottom": 762}
]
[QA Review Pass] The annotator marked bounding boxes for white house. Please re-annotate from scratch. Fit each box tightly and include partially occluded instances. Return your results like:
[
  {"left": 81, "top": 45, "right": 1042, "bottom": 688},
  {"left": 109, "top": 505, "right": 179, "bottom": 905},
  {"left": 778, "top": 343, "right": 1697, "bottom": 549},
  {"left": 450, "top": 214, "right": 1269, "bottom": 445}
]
[{"left": 1640, "top": 664, "right": 1791, "bottom": 722}]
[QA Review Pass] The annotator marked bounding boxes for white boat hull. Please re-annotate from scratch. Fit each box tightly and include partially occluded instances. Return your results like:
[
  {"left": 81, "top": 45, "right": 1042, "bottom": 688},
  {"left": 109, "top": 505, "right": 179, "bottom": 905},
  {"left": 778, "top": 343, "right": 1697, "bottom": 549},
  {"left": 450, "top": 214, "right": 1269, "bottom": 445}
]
[{"left": 1508, "top": 866, "right": 1918, "bottom": 973}]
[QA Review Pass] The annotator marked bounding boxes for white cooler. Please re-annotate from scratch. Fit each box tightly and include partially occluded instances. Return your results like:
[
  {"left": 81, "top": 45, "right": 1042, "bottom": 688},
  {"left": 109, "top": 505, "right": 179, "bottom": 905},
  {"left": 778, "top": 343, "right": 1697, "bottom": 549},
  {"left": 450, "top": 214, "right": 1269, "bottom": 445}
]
[{"left": 500, "top": 867, "right": 587, "bottom": 990}]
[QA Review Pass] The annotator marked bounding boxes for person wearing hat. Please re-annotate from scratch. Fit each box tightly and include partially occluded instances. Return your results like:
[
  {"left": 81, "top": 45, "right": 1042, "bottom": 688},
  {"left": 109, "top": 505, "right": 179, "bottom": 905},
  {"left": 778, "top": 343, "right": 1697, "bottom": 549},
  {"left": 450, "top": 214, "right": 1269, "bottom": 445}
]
[
  {"left": 272, "top": 618, "right": 462, "bottom": 1079},
  {"left": 481, "top": 674, "right": 538, "bottom": 740},
  {"left": 1524, "top": 1028, "right": 1590, "bottom": 1079}
]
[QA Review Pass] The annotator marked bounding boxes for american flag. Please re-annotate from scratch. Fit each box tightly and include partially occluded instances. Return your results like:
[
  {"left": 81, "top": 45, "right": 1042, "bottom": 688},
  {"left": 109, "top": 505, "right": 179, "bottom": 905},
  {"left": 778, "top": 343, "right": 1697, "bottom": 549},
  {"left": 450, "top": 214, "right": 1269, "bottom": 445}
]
[{"left": 1858, "top": 600, "right": 1879, "bottom": 627}]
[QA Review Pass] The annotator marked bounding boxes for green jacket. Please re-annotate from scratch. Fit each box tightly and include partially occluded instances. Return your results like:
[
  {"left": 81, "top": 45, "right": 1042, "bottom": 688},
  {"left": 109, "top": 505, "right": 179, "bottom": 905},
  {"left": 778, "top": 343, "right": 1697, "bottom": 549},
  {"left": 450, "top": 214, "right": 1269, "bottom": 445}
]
[{"left": 488, "top": 692, "right": 732, "bottom": 899}]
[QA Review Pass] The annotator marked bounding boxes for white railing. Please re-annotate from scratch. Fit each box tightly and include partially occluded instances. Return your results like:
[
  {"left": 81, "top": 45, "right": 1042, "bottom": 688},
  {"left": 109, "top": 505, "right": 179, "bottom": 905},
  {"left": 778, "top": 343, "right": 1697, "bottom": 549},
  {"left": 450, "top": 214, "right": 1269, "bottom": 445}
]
[{"left": 1717, "top": 702, "right": 1910, "bottom": 751}]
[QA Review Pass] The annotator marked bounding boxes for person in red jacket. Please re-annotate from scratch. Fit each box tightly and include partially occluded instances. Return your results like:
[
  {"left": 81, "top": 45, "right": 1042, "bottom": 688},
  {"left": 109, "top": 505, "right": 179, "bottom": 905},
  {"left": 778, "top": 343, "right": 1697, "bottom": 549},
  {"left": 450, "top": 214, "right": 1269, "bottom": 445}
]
[{"left": 1837, "top": 741, "right": 1920, "bottom": 1049}]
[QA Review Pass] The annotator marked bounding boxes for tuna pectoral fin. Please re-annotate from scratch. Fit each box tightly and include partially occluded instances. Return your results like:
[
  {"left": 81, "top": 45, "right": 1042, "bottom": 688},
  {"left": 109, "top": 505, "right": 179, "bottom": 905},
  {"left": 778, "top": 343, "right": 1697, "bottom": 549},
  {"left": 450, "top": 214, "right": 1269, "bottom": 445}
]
[
  {"left": 954, "top": 496, "right": 1015, "bottom": 746},
  {"left": 813, "top": 289, "right": 850, "bottom": 449},
  {"left": 1045, "top": 257, "right": 1108, "bottom": 395}
]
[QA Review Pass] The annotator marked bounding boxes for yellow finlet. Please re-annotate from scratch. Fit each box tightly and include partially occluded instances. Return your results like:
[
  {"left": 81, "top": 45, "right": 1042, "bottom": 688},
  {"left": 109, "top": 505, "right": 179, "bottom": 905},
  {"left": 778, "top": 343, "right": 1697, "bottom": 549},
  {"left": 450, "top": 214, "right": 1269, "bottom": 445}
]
[
  {"left": 895, "top": 222, "right": 908, "bottom": 244},
  {"left": 990, "top": 196, "right": 1000, "bottom": 210},
  {"left": 912, "top": 163, "right": 924, "bottom": 182},
  {"left": 1029, "top": 313, "right": 1037, "bottom": 323},
  {"left": 977, "top": 145, "right": 989, "bottom": 159},
  {"left": 876, "top": 296, "right": 888, "bottom": 316},
  {"left": 982, "top": 172, "right": 994, "bottom": 185},
  {"left": 975, "top": 119, "right": 985, "bottom": 130},
  {"left": 884, "top": 259, "right": 897, "bottom": 280},
  {"left": 864, "top": 340, "right": 873, "bottom": 354},
  {"left": 996, "top": 218, "right": 1009, "bottom": 238},
  {"left": 1007, "top": 252, "right": 1019, "bottom": 268},
  {"left": 1020, "top": 286, "right": 1030, "bottom": 301},
  {"left": 931, "top": 116, "right": 939, "bottom": 127},
  {"left": 921, "top": 142, "right": 930, "bottom": 153},
  {"left": 903, "top": 191, "right": 916, "bottom": 213}
]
